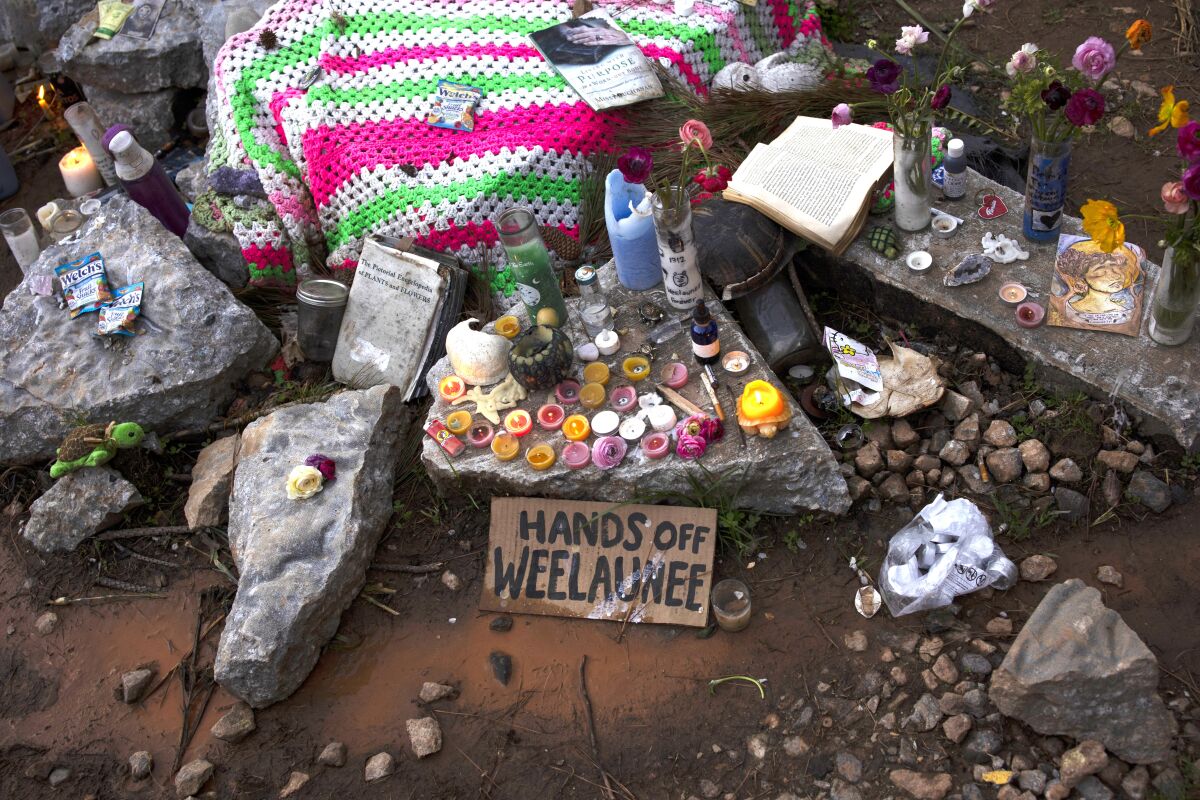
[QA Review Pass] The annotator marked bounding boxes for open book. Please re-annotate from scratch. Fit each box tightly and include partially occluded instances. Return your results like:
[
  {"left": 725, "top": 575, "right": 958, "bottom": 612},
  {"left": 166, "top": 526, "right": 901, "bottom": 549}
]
[
  {"left": 332, "top": 235, "right": 466, "bottom": 401},
  {"left": 723, "top": 117, "right": 894, "bottom": 255}
]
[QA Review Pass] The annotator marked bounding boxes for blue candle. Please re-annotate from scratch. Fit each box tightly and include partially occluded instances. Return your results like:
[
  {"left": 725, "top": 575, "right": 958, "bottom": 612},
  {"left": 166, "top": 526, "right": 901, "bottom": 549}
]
[{"left": 604, "top": 169, "right": 659, "bottom": 291}]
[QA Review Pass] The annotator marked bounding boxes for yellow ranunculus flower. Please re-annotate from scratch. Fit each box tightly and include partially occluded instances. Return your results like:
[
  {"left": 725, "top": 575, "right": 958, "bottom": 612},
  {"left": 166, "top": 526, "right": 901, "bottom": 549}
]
[
  {"left": 1080, "top": 199, "right": 1125, "bottom": 253},
  {"left": 1149, "top": 85, "right": 1189, "bottom": 136},
  {"left": 286, "top": 465, "right": 325, "bottom": 500}
]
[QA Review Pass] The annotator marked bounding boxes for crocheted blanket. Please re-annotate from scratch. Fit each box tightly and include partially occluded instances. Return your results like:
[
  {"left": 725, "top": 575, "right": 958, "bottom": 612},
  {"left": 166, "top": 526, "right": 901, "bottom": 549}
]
[{"left": 208, "top": 0, "right": 829, "bottom": 288}]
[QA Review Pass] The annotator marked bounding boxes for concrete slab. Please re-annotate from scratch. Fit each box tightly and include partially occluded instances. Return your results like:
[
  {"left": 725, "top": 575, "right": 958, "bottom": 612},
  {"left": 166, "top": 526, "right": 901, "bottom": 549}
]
[
  {"left": 807, "top": 170, "right": 1199, "bottom": 452},
  {"left": 421, "top": 262, "right": 851, "bottom": 516}
]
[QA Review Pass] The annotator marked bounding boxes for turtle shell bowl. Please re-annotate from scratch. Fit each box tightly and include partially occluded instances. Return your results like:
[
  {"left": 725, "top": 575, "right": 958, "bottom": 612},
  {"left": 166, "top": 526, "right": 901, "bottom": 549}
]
[{"left": 509, "top": 325, "right": 574, "bottom": 391}]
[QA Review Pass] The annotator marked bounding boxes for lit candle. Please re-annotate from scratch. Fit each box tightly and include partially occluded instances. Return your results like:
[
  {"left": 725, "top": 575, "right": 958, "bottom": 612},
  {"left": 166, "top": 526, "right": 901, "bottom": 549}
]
[
  {"left": 579, "top": 382, "right": 606, "bottom": 409},
  {"left": 562, "top": 441, "right": 591, "bottom": 469},
  {"left": 537, "top": 403, "right": 565, "bottom": 431},
  {"left": 504, "top": 409, "right": 533, "bottom": 437},
  {"left": 467, "top": 421, "right": 495, "bottom": 448},
  {"left": 562, "top": 414, "right": 591, "bottom": 441},
  {"left": 721, "top": 351, "right": 750, "bottom": 375},
  {"left": 1016, "top": 302, "right": 1046, "bottom": 329},
  {"left": 999, "top": 282, "right": 1028, "bottom": 306},
  {"left": 438, "top": 374, "right": 467, "bottom": 402},
  {"left": 491, "top": 432, "right": 520, "bottom": 461},
  {"left": 740, "top": 380, "right": 784, "bottom": 420},
  {"left": 609, "top": 385, "right": 637, "bottom": 413},
  {"left": 555, "top": 379, "right": 581, "bottom": 405},
  {"left": 582, "top": 362, "right": 610, "bottom": 386},
  {"left": 494, "top": 315, "right": 521, "bottom": 339},
  {"left": 37, "top": 84, "right": 50, "bottom": 114},
  {"left": 445, "top": 410, "right": 472, "bottom": 435},
  {"left": 661, "top": 361, "right": 689, "bottom": 389},
  {"left": 591, "top": 410, "right": 620, "bottom": 436},
  {"left": 622, "top": 355, "right": 651, "bottom": 382},
  {"left": 58, "top": 146, "right": 104, "bottom": 198},
  {"left": 526, "top": 444, "right": 556, "bottom": 471},
  {"left": 641, "top": 431, "right": 671, "bottom": 459}
]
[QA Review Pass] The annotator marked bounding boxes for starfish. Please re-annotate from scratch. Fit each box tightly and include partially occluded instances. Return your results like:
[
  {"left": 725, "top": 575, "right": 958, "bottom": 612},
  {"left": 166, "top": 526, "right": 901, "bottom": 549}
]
[{"left": 452, "top": 373, "right": 528, "bottom": 424}]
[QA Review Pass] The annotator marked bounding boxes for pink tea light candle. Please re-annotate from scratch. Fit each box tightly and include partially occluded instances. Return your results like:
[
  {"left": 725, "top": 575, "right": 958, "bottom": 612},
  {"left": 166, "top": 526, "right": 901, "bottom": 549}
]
[
  {"left": 641, "top": 431, "right": 671, "bottom": 459},
  {"left": 562, "top": 441, "right": 591, "bottom": 469},
  {"left": 555, "top": 379, "right": 580, "bottom": 404},
  {"left": 609, "top": 385, "right": 637, "bottom": 413},
  {"left": 661, "top": 361, "right": 689, "bottom": 389},
  {"left": 537, "top": 403, "right": 565, "bottom": 431},
  {"left": 467, "top": 422, "right": 495, "bottom": 448}
]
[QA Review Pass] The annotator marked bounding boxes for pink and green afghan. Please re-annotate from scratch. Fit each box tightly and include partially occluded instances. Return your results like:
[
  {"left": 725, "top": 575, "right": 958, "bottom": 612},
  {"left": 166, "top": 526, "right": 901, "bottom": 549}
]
[{"left": 208, "top": 0, "right": 830, "bottom": 287}]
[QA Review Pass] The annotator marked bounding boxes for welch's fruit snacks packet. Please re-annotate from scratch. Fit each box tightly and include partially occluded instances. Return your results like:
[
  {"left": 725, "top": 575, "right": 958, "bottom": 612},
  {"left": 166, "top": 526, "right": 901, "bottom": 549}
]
[
  {"left": 94, "top": 282, "right": 143, "bottom": 337},
  {"left": 55, "top": 251, "right": 113, "bottom": 319}
]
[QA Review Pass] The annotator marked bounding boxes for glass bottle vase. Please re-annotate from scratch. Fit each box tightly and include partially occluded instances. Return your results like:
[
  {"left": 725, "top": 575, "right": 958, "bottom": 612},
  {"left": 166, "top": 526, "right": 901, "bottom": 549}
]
[
  {"left": 893, "top": 118, "right": 933, "bottom": 232},
  {"left": 496, "top": 207, "right": 569, "bottom": 327},
  {"left": 1023, "top": 137, "right": 1072, "bottom": 243},
  {"left": 650, "top": 186, "right": 703, "bottom": 311},
  {"left": 1148, "top": 244, "right": 1200, "bottom": 346}
]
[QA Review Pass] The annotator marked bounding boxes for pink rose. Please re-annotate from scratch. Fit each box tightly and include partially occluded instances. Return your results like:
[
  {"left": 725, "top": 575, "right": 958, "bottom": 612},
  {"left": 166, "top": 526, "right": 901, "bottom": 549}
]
[
  {"left": 1005, "top": 43, "right": 1037, "bottom": 76},
  {"left": 1162, "top": 181, "right": 1190, "bottom": 214},
  {"left": 679, "top": 119, "right": 712, "bottom": 151},
  {"left": 831, "top": 103, "right": 852, "bottom": 129},
  {"left": 1071, "top": 36, "right": 1116, "bottom": 82},
  {"left": 895, "top": 25, "right": 928, "bottom": 55}
]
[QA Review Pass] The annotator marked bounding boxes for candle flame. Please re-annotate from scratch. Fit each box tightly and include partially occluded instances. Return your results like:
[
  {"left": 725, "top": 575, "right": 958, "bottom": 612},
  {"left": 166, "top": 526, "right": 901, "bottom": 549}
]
[{"left": 753, "top": 390, "right": 762, "bottom": 404}]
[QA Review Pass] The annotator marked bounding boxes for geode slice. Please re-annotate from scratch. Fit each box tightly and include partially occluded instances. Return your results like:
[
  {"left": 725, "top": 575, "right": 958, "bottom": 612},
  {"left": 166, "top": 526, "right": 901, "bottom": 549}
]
[{"left": 944, "top": 254, "right": 994, "bottom": 287}]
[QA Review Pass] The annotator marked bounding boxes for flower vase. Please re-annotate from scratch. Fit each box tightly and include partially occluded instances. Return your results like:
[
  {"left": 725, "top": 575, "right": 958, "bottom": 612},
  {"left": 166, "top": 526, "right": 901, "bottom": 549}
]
[
  {"left": 1148, "top": 245, "right": 1200, "bottom": 346},
  {"left": 893, "top": 120, "right": 932, "bottom": 232},
  {"left": 1023, "top": 137, "right": 1072, "bottom": 243},
  {"left": 605, "top": 169, "right": 660, "bottom": 291},
  {"left": 651, "top": 186, "right": 703, "bottom": 311}
]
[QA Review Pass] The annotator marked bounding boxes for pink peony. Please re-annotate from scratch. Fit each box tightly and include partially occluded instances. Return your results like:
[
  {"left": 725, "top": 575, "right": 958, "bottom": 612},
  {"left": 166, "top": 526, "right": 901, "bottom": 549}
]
[
  {"left": 1179, "top": 121, "right": 1200, "bottom": 163},
  {"left": 895, "top": 25, "right": 928, "bottom": 55},
  {"left": 1071, "top": 37, "right": 1116, "bottom": 82},
  {"left": 1006, "top": 43, "right": 1038, "bottom": 76},
  {"left": 1184, "top": 164, "right": 1200, "bottom": 201},
  {"left": 1065, "top": 88, "right": 1105, "bottom": 127},
  {"left": 1162, "top": 181, "right": 1190, "bottom": 214},
  {"left": 831, "top": 103, "right": 852, "bottom": 129},
  {"left": 617, "top": 147, "right": 653, "bottom": 184},
  {"left": 930, "top": 85, "right": 951, "bottom": 110},
  {"left": 679, "top": 119, "right": 713, "bottom": 151}
]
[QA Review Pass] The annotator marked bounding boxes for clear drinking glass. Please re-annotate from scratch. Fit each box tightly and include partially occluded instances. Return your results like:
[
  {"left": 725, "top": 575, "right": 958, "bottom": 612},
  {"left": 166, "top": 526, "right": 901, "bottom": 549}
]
[{"left": 0, "top": 208, "right": 42, "bottom": 272}]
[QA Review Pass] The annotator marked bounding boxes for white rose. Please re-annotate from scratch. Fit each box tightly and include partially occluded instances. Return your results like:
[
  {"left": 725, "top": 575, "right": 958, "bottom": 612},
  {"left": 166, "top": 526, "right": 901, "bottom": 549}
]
[{"left": 286, "top": 465, "right": 325, "bottom": 500}]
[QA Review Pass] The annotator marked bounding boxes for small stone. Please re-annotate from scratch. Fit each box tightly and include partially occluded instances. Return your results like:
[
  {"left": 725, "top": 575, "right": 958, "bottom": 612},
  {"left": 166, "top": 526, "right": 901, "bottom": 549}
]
[
  {"left": 1126, "top": 471, "right": 1171, "bottom": 513},
  {"left": 959, "top": 653, "right": 992, "bottom": 676},
  {"left": 836, "top": 752, "right": 863, "bottom": 783},
  {"left": 1017, "top": 439, "right": 1050, "bottom": 473},
  {"left": 941, "top": 391, "right": 975, "bottom": 423},
  {"left": 782, "top": 736, "right": 810, "bottom": 757},
  {"left": 48, "top": 767, "right": 70, "bottom": 787},
  {"left": 1076, "top": 775, "right": 1115, "bottom": 799},
  {"left": 846, "top": 476, "right": 871, "bottom": 501},
  {"left": 1017, "top": 770, "right": 1046, "bottom": 794},
  {"left": 914, "top": 454, "right": 940, "bottom": 472},
  {"left": 175, "top": 759, "right": 214, "bottom": 797},
  {"left": 932, "top": 654, "right": 958, "bottom": 684},
  {"left": 865, "top": 422, "right": 896, "bottom": 450},
  {"left": 963, "top": 728, "right": 1004, "bottom": 761},
  {"left": 983, "top": 420, "right": 1017, "bottom": 447},
  {"left": 441, "top": 571, "right": 463, "bottom": 591},
  {"left": 986, "top": 448, "right": 1024, "bottom": 483},
  {"left": 1121, "top": 766, "right": 1150, "bottom": 800},
  {"left": 1125, "top": 439, "right": 1146, "bottom": 455},
  {"left": 880, "top": 646, "right": 896, "bottom": 662},
  {"left": 129, "top": 751, "right": 153, "bottom": 780},
  {"left": 1022, "top": 472, "right": 1051, "bottom": 493},
  {"left": 830, "top": 779, "right": 864, "bottom": 800},
  {"left": 886, "top": 449, "right": 914, "bottom": 472},
  {"left": 1020, "top": 555, "right": 1057, "bottom": 582},
  {"left": 121, "top": 668, "right": 155, "bottom": 704},
  {"left": 1096, "top": 450, "right": 1138, "bottom": 474},
  {"left": 34, "top": 612, "right": 59, "bottom": 636},
  {"left": 699, "top": 778, "right": 721, "bottom": 798},
  {"left": 1108, "top": 116, "right": 1136, "bottom": 138},
  {"left": 1045, "top": 780, "right": 1069, "bottom": 800},
  {"left": 1101, "top": 470, "right": 1123, "bottom": 508},
  {"left": 843, "top": 630, "right": 868, "bottom": 652},
  {"left": 1054, "top": 487, "right": 1091, "bottom": 522},
  {"left": 962, "top": 688, "right": 992, "bottom": 717},
  {"left": 211, "top": 701, "right": 256, "bottom": 743},
  {"left": 905, "top": 693, "right": 944, "bottom": 732},
  {"left": 364, "top": 752, "right": 395, "bottom": 783},
  {"left": 880, "top": 473, "right": 911, "bottom": 503},
  {"left": 918, "top": 636, "right": 944, "bottom": 661},
  {"left": 954, "top": 416, "right": 982, "bottom": 449},
  {"left": 184, "top": 434, "right": 239, "bottom": 528},
  {"left": 855, "top": 444, "right": 884, "bottom": 478},
  {"left": 1095, "top": 565, "right": 1123, "bottom": 588},
  {"left": 747, "top": 733, "right": 769, "bottom": 760},
  {"left": 1049, "top": 458, "right": 1084, "bottom": 483},
  {"left": 940, "top": 440, "right": 971, "bottom": 466},
  {"left": 943, "top": 713, "right": 972, "bottom": 743},
  {"left": 490, "top": 651, "right": 512, "bottom": 685},
  {"left": 891, "top": 666, "right": 909, "bottom": 685},
  {"left": 279, "top": 771, "right": 310, "bottom": 798},
  {"left": 921, "top": 668, "right": 940, "bottom": 691},
  {"left": 419, "top": 682, "right": 456, "bottom": 702},
  {"left": 488, "top": 616, "right": 513, "bottom": 632},
  {"left": 938, "top": 692, "right": 965, "bottom": 715},
  {"left": 318, "top": 742, "right": 346, "bottom": 767},
  {"left": 985, "top": 617, "right": 1013, "bottom": 635},
  {"left": 1060, "top": 740, "right": 1108, "bottom": 788},
  {"left": 406, "top": 716, "right": 443, "bottom": 758},
  {"left": 889, "top": 769, "right": 953, "bottom": 800},
  {"left": 893, "top": 419, "right": 920, "bottom": 448}
]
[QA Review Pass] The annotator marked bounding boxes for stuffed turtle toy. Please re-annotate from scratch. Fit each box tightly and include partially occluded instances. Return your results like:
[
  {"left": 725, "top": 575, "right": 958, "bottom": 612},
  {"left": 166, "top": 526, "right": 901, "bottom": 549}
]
[
  {"left": 49, "top": 421, "right": 145, "bottom": 478},
  {"left": 867, "top": 226, "right": 901, "bottom": 260}
]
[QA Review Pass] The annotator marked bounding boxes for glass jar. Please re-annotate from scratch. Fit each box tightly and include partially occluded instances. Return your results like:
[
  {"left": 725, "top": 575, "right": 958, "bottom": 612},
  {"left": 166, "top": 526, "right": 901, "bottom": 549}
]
[
  {"left": 296, "top": 279, "right": 349, "bottom": 361},
  {"left": 1023, "top": 136, "right": 1072, "bottom": 243},
  {"left": 0, "top": 208, "right": 41, "bottom": 272},
  {"left": 651, "top": 186, "right": 702, "bottom": 311},
  {"left": 1148, "top": 244, "right": 1200, "bottom": 346},
  {"left": 496, "top": 207, "right": 568, "bottom": 327},
  {"left": 48, "top": 210, "right": 84, "bottom": 242},
  {"left": 893, "top": 117, "right": 932, "bottom": 232},
  {"left": 574, "top": 265, "right": 612, "bottom": 337}
]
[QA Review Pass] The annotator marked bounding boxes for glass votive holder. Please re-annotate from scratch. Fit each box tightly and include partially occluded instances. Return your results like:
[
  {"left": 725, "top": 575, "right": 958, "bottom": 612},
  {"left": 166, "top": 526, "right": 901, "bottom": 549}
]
[{"left": 711, "top": 578, "right": 752, "bottom": 632}]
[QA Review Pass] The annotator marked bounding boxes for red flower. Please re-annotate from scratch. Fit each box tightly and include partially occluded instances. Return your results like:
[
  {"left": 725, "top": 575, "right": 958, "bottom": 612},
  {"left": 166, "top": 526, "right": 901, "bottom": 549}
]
[
  {"left": 1065, "top": 88, "right": 1105, "bottom": 127},
  {"left": 304, "top": 453, "right": 336, "bottom": 481},
  {"left": 693, "top": 164, "right": 732, "bottom": 192}
]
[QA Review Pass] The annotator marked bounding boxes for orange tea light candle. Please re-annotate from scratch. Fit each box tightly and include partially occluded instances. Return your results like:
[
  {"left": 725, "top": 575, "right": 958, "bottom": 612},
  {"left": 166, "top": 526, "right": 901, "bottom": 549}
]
[
  {"left": 622, "top": 355, "right": 650, "bottom": 382},
  {"left": 494, "top": 315, "right": 521, "bottom": 339},
  {"left": 438, "top": 374, "right": 467, "bottom": 402},
  {"left": 445, "top": 410, "right": 472, "bottom": 435},
  {"left": 504, "top": 409, "right": 533, "bottom": 437},
  {"left": 582, "top": 361, "right": 610, "bottom": 386},
  {"left": 579, "top": 382, "right": 606, "bottom": 409},
  {"left": 563, "top": 414, "right": 591, "bottom": 441},
  {"left": 491, "top": 432, "right": 520, "bottom": 461},
  {"left": 740, "top": 380, "right": 784, "bottom": 420},
  {"left": 526, "top": 444, "right": 556, "bottom": 471}
]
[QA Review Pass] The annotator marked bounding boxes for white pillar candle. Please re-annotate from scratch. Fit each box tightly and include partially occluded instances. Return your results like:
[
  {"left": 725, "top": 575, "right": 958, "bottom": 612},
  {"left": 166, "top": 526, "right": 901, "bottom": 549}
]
[
  {"left": 58, "top": 146, "right": 104, "bottom": 197},
  {"left": 64, "top": 102, "right": 118, "bottom": 186},
  {"left": 36, "top": 202, "right": 59, "bottom": 234}
]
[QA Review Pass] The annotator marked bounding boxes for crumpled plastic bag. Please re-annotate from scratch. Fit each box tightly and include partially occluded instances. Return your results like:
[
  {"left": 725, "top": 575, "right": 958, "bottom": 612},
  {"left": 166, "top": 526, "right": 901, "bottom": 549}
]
[
  {"left": 852, "top": 342, "right": 946, "bottom": 419},
  {"left": 878, "top": 494, "right": 1017, "bottom": 616}
]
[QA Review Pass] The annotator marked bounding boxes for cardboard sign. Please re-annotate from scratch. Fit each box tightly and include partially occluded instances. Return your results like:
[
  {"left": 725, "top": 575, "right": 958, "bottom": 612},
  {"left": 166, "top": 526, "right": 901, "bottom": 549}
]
[{"left": 482, "top": 497, "right": 718, "bottom": 627}]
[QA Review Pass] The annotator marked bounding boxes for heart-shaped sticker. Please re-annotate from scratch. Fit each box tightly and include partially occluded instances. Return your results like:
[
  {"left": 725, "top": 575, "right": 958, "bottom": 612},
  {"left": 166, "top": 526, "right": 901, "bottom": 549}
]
[{"left": 978, "top": 194, "right": 1009, "bottom": 220}]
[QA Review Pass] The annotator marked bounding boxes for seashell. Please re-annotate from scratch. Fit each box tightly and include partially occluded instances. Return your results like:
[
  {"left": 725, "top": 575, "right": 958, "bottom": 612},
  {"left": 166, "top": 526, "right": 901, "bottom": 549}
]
[
  {"left": 445, "top": 318, "right": 511, "bottom": 386},
  {"left": 944, "top": 254, "right": 994, "bottom": 287},
  {"left": 711, "top": 63, "right": 762, "bottom": 92}
]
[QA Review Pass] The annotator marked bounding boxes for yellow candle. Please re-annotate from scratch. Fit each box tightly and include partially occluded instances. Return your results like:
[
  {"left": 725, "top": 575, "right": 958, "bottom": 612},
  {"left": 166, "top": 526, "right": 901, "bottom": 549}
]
[
  {"left": 579, "top": 382, "right": 606, "bottom": 409},
  {"left": 445, "top": 410, "right": 472, "bottom": 435},
  {"left": 562, "top": 414, "right": 591, "bottom": 441},
  {"left": 491, "top": 432, "right": 520, "bottom": 461},
  {"left": 622, "top": 355, "right": 651, "bottom": 382},
  {"left": 582, "top": 361, "right": 610, "bottom": 386},
  {"left": 526, "top": 444, "right": 556, "bottom": 471},
  {"left": 58, "top": 145, "right": 104, "bottom": 197},
  {"left": 740, "top": 380, "right": 784, "bottom": 420},
  {"left": 494, "top": 315, "right": 521, "bottom": 339}
]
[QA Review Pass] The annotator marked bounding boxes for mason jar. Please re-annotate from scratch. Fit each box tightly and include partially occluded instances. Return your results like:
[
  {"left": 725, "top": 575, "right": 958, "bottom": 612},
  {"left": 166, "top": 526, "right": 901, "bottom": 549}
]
[{"left": 296, "top": 279, "right": 349, "bottom": 361}]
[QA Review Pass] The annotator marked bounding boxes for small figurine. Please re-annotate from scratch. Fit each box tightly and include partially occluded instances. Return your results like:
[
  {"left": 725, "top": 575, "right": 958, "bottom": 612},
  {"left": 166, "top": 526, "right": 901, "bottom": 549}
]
[
  {"left": 50, "top": 421, "right": 145, "bottom": 478},
  {"left": 868, "top": 226, "right": 901, "bottom": 260}
]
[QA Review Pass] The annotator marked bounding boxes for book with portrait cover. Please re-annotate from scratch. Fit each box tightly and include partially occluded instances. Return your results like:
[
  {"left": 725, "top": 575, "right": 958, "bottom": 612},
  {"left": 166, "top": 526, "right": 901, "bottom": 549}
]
[{"left": 1048, "top": 234, "right": 1146, "bottom": 337}]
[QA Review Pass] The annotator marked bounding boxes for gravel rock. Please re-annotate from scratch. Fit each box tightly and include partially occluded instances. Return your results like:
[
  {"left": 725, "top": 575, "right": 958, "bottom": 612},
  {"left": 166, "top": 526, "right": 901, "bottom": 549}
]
[
  {"left": 880, "top": 473, "right": 911, "bottom": 503},
  {"left": 1017, "top": 439, "right": 1050, "bottom": 473},
  {"left": 856, "top": 444, "right": 884, "bottom": 478},
  {"left": 211, "top": 701, "right": 256, "bottom": 743},
  {"left": 364, "top": 752, "right": 395, "bottom": 783},
  {"left": 830, "top": 779, "right": 863, "bottom": 800},
  {"left": 746, "top": 732, "right": 769, "bottom": 760},
  {"left": 1060, "top": 740, "right": 1109, "bottom": 788},
  {"left": 121, "top": 668, "right": 155, "bottom": 704},
  {"left": 1096, "top": 450, "right": 1138, "bottom": 474},
  {"left": 440, "top": 570, "right": 463, "bottom": 591},
  {"left": 490, "top": 652, "right": 512, "bottom": 685},
  {"left": 129, "top": 751, "right": 153, "bottom": 780},
  {"left": 914, "top": 454, "right": 941, "bottom": 472},
  {"left": 954, "top": 413, "right": 981, "bottom": 447},
  {"left": 488, "top": 616, "right": 513, "bottom": 633},
  {"left": 835, "top": 752, "right": 863, "bottom": 783},
  {"left": 887, "top": 449, "right": 914, "bottom": 472},
  {"left": 985, "top": 617, "right": 1013, "bottom": 635},
  {"left": 893, "top": 419, "right": 921, "bottom": 448},
  {"left": 48, "top": 767, "right": 70, "bottom": 787},
  {"left": 185, "top": 435, "right": 240, "bottom": 529},
  {"left": 959, "top": 653, "right": 992, "bottom": 676},
  {"left": 938, "top": 692, "right": 965, "bottom": 715},
  {"left": 844, "top": 630, "right": 868, "bottom": 652},
  {"left": 940, "top": 440, "right": 971, "bottom": 466},
  {"left": 1121, "top": 765, "right": 1150, "bottom": 800},
  {"left": 1095, "top": 566, "right": 1123, "bottom": 588},
  {"left": 1022, "top": 472, "right": 1051, "bottom": 493},
  {"left": 905, "top": 693, "right": 944, "bottom": 732},
  {"left": 943, "top": 713, "right": 972, "bottom": 743},
  {"left": 933, "top": 654, "right": 959, "bottom": 684},
  {"left": 1016, "top": 770, "right": 1046, "bottom": 794},
  {"left": 889, "top": 769, "right": 953, "bottom": 800},
  {"left": 1126, "top": 471, "right": 1171, "bottom": 513},
  {"left": 1054, "top": 487, "right": 1090, "bottom": 522},
  {"left": 23, "top": 468, "right": 143, "bottom": 553},
  {"left": 175, "top": 759, "right": 214, "bottom": 798},
  {"left": 407, "top": 716, "right": 443, "bottom": 758},
  {"left": 986, "top": 448, "right": 1023, "bottom": 483},
  {"left": 1075, "top": 775, "right": 1114, "bottom": 800},
  {"left": 989, "top": 579, "right": 1175, "bottom": 763},
  {"left": 318, "top": 741, "right": 347, "bottom": 767},
  {"left": 699, "top": 778, "right": 721, "bottom": 798},
  {"left": 962, "top": 728, "right": 1003, "bottom": 761},
  {"left": 34, "top": 612, "right": 59, "bottom": 636},
  {"left": 1019, "top": 555, "right": 1057, "bottom": 582},
  {"left": 1045, "top": 780, "right": 1069, "bottom": 800},
  {"left": 782, "top": 736, "right": 810, "bottom": 757},
  {"left": 983, "top": 420, "right": 1017, "bottom": 447},
  {"left": 280, "top": 771, "right": 310, "bottom": 798},
  {"left": 419, "top": 682, "right": 456, "bottom": 703},
  {"left": 846, "top": 475, "right": 872, "bottom": 501},
  {"left": 942, "top": 391, "right": 975, "bottom": 423},
  {"left": 1101, "top": 470, "right": 1123, "bottom": 508},
  {"left": 1049, "top": 458, "right": 1084, "bottom": 483}
]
